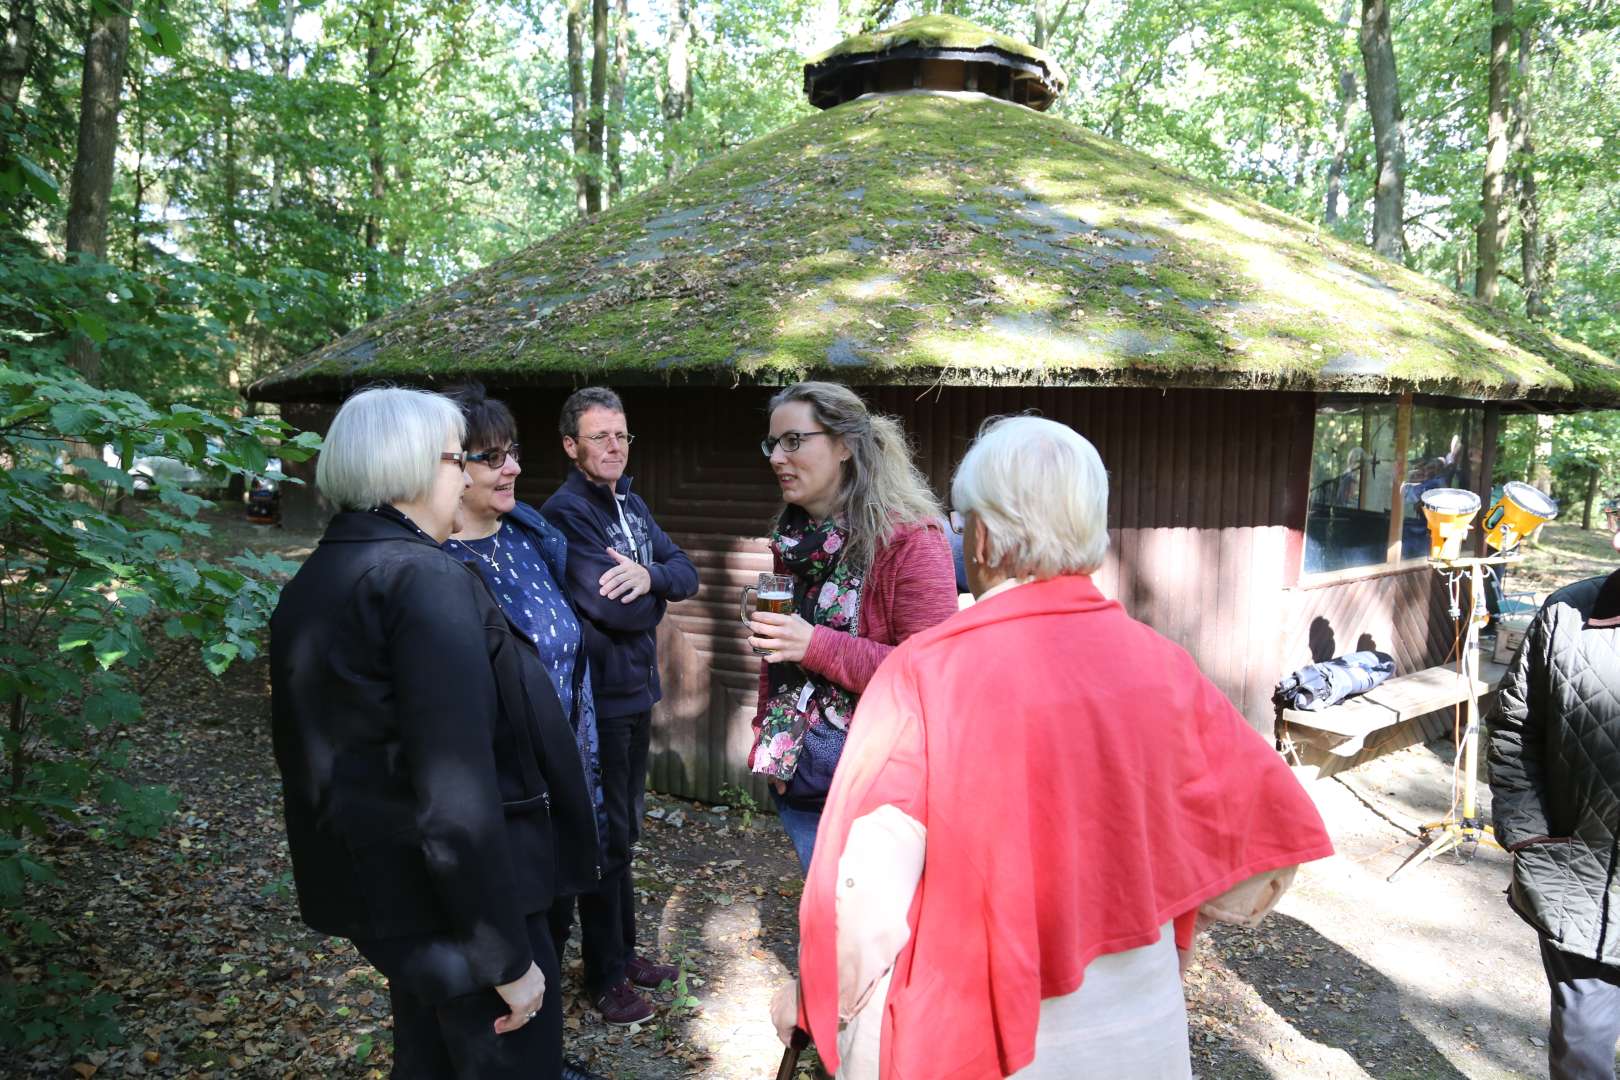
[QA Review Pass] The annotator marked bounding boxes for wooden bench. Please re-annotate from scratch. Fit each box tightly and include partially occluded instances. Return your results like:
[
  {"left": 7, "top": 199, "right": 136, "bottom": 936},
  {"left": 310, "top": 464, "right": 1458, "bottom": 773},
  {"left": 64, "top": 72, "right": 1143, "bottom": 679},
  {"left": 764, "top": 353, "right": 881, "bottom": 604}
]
[{"left": 1281, "top": 659, "right": 1509, "bottom": 758}]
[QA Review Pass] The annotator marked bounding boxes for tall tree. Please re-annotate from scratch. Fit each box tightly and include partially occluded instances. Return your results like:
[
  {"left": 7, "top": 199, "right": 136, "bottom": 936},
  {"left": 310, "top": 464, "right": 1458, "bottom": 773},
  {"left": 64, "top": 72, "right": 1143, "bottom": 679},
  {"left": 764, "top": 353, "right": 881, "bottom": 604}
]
[
  {"left": 567, "top": 0, "right": 588, "bottom": 214},
  {"left": 1359, "top": 0, "right": 1408, "bottom": 260},
  {"left": 1326, "top": 0, "right": 1358, "bottom": 224},
  {"left": 1515, "top": 20, "right": 1548, "bottom": 319},
  {"left": 607, "top": 0, "right": 627, "bottom": 202},
  {"left": 660, "top": 0, "right": 691, "bottom": 178},
  {"left": 362, "top": 1, "right": 390, "bottom": 317},
  {"left": 1475, "top": 0, "right": 1514, "bottom": 305},
  {"left": 64, "top": 4, "right": 131, "bottom": 383},
  {"left": 0, "top": 0, "right": 36, "bottom": 111},
  {"left": 586, "top": 0, "right": 607, "bottom": 213}
]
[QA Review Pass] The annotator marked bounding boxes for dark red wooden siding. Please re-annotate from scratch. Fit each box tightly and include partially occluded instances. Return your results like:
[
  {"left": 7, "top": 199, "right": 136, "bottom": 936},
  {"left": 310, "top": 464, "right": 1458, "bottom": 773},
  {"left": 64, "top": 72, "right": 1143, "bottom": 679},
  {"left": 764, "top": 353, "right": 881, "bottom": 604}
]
[{"left": 495, "top": 385, "right": 1319, "bottom": 803}]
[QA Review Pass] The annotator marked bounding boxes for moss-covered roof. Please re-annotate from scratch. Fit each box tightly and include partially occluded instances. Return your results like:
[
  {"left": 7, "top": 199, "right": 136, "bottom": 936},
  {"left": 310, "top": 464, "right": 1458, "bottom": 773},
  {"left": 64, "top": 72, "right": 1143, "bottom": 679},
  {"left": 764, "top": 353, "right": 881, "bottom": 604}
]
[
  {"left": 252, "top": 92, "right": 1620, "bottom": 408},
  {"left": 804, "top": 14, "right": 1068, "bottom": 103}
]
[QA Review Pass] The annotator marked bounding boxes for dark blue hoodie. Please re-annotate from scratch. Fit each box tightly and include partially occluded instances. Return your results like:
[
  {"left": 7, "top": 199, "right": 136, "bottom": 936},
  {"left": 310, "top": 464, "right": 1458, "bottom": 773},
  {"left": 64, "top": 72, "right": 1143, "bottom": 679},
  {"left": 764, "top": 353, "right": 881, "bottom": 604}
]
[{"left": 541, "top": 469, "right": 699, "bottom": 717}]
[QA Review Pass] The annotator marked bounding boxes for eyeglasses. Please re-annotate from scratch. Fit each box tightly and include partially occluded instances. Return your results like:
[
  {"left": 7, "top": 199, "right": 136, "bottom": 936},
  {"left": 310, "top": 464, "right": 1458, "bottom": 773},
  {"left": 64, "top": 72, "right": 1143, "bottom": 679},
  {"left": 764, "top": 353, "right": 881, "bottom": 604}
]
[
  {"left": 467, "top": 443, "right": 521, "bottom": 469},
  {"left": 440, "top": 451, "right": 467, "bottom": 470},
  {"left": 948, "top": 510, "right": 965, "bottom": 534},
  {"left": 760, "top": 430, "right": 829, "bottom": 457},
  {"left": 578, "top": 432, "right": 635, "bottom": 447}
]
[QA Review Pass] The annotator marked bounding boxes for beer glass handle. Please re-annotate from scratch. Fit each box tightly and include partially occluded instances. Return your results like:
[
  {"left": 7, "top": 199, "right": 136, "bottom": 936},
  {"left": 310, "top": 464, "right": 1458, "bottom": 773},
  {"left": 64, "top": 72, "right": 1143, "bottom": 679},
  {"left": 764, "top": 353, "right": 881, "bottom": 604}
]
[{"left": 740, "top": 586, "right": 757, "bottom": 627}]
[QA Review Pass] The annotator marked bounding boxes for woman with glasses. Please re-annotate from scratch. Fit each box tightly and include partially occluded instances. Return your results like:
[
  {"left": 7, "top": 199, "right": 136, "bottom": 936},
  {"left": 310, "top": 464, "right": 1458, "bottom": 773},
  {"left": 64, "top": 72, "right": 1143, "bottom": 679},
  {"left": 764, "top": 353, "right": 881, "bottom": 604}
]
[
  {"left": 270, "top": 386, "right": 598, "bottom": 1079},
  {"left": 747, "top": 382, "right": 957, "bottom": 872},
  {"left": 443, "top": 383, "right": 601, "bottom": 833},
  {"left": 442, "top": 384, "right": 610, "bottom": 1078}
]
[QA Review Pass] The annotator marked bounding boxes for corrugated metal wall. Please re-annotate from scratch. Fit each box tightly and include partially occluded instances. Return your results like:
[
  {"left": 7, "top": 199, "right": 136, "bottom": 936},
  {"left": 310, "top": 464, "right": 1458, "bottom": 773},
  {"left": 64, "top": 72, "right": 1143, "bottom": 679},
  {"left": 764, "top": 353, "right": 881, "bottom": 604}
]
[{"left": 286, "top": 384, "right": 1460, "bottom": 804}]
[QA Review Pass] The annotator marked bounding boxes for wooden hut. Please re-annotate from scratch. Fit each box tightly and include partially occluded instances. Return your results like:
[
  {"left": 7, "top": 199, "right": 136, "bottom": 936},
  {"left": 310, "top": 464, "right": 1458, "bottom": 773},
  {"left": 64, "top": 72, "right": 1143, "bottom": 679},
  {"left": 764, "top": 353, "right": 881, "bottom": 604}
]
[{"left": 251, "top": 15, "right": 1620, "bottom": 801}]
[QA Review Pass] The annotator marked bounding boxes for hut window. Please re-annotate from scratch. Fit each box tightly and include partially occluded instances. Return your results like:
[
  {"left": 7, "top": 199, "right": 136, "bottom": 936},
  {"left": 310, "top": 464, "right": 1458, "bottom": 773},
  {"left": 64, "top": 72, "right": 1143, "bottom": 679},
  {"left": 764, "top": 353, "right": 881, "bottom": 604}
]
[
  {"left": 1304, "top": 401, "right": 1487, "bottom": 576},
  {"left": 1396, "top": 405, "right": 1487, "bottom": 560},
  {"left": 1304, "top": 403, "right": 1399, "bottom": 574}
]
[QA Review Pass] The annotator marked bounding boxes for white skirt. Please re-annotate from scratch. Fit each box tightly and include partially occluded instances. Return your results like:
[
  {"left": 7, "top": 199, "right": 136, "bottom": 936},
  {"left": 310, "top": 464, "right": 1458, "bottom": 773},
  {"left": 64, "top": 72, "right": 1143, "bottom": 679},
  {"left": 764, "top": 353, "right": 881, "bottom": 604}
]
[{"left": 837, "top": 922, "right": 1191, "bottom": 1080}]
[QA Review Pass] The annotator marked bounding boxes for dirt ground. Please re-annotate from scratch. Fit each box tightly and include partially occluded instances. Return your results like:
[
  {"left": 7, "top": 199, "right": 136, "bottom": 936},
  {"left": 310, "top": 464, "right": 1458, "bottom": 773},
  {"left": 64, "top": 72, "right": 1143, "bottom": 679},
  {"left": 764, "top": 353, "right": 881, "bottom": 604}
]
[{"left": 6, "top": 513, "right": 1616, "bottom": 1078}]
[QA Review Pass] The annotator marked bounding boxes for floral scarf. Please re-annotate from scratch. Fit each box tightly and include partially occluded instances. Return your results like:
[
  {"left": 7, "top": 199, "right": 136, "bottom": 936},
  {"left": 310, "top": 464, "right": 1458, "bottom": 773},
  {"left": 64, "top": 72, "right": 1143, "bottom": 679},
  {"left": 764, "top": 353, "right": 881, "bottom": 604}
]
[{"left": 751, "top": 510, "right": 864, "bottom": 783}]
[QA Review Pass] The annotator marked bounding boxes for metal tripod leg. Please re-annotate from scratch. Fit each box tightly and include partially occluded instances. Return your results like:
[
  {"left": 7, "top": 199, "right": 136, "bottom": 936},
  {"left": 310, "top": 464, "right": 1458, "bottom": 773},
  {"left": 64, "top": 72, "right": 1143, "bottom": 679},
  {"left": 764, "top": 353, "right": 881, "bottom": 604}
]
[{"left": 1388, "top": 822, "right": 1501, "bottom": 883}]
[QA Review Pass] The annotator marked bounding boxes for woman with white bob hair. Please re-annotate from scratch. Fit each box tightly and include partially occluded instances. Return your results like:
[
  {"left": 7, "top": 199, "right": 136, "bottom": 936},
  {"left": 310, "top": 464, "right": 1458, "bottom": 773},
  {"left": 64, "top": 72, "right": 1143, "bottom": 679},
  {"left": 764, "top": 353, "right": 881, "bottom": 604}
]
[
  {"left": 776, "top": 415, "right": 1334, "bottom": 1079},
  {"left": 271, "top": 386, "right": 597, "bottom": 1080}
]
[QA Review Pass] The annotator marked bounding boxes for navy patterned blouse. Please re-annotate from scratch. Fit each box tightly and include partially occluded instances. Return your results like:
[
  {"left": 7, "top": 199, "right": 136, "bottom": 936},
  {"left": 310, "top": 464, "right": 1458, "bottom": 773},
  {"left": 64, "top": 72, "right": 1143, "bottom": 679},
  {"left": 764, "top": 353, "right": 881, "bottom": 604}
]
[{"left": 446, "top": 518, "right": 581, "bottom": 720}]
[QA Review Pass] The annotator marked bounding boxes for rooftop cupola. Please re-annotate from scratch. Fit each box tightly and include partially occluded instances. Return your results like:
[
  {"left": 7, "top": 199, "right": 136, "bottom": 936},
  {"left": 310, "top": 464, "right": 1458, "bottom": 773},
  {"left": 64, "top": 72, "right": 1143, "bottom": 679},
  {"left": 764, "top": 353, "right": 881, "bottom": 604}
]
[{"left": 803, "top": 15, "right": 1068, "bottom": 112}]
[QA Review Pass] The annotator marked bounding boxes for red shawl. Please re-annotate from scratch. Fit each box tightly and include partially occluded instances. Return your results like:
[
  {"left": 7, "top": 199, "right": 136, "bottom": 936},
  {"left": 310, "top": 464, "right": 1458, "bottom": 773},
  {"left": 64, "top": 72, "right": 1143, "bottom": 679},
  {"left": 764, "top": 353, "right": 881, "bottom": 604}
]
[{"left": 797, "top": 575, "right": 1334, "bottom": 1079}]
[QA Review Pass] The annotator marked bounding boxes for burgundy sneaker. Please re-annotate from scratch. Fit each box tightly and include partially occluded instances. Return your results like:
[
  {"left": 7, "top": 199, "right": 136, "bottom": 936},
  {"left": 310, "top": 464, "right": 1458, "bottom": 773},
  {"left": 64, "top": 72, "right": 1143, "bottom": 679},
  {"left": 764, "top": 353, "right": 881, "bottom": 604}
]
[
  {"left": 594, "top": 979, "right": 654, "bottom": 1025},
  {"left": 625, "top": 954, "right": 679, "bottom": 990}
]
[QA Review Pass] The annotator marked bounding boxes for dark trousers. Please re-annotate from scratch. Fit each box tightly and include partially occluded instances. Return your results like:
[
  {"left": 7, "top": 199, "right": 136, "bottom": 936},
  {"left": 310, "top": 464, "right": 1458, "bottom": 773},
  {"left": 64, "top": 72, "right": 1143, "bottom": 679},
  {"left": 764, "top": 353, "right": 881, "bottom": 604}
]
[
  {"left": 354, "top": 911, "right": 562, "bottom": 1080},
  {"left": 1541, "top": 935, "right": 1620, "bottom": 1080},
  {"left": 551, "top": 708, "right": 650, "bottom": 998}
]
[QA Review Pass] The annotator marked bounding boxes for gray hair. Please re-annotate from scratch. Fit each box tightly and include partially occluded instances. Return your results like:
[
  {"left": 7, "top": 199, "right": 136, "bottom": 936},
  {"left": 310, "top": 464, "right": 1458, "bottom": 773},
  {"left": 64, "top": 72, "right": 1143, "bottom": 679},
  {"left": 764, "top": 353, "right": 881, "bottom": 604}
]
[
  {"left": 768, "top": 381, "right": 940, "bottom": 572},
  {"left": 559, "top": 386, "right": 625, "bottom": 437},
  {"left": 317, "top": 386, "right": 466, "bottom": 511},
  {"left": 950, "top": 415, "right": 1109, "bottom": 579}
]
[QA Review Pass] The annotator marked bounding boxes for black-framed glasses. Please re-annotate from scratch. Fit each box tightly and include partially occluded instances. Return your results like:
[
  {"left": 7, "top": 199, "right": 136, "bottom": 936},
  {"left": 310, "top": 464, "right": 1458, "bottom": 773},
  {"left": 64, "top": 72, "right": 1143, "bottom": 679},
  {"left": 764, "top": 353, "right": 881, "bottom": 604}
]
[
  {"left": 467, "top": 443, "right": 521, "bottom": 469},
  {"left": 948, "top": 510, "right": 965, "bottom": 534},
  {"left": 579, "top": 432, "right": 635, "bottom": 447},
  {"left": 440, "top": 451, "right": 467, "bottom": 470},
  {"left": 760, "top": 430, "right": 829, "bottom": 457}
]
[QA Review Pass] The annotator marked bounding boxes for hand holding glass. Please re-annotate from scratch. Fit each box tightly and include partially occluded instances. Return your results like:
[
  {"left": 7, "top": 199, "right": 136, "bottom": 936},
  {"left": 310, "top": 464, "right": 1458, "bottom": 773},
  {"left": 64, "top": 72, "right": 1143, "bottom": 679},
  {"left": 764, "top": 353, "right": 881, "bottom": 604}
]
[{"left": 741, "top": 574, "right": 795, "bottom": 657}]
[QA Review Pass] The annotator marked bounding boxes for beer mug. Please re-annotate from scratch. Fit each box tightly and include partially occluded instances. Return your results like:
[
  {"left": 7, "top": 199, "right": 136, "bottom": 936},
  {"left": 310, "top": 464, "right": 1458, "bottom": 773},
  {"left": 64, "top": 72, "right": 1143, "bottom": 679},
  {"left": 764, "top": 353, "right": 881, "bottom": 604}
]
[{"left": 741, "top": 573, "right": 795, "bottom": 656}]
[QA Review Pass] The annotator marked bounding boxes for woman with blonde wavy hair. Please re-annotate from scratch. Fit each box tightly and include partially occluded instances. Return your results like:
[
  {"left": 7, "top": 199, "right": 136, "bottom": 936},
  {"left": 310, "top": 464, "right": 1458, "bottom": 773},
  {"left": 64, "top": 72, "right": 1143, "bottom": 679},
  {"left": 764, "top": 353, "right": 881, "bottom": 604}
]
[{"left": 745, "top": 381, "right": 957, "bottom": 871}]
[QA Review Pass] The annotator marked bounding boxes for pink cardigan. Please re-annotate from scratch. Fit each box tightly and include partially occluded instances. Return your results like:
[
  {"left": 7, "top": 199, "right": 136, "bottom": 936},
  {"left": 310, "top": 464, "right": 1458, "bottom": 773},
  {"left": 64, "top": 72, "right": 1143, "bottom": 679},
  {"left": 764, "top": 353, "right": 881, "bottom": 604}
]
[
  {"left": 750, "top": 520, "right": 958, "bottom": 755},
  {"left": 797, "top": 575, "right": 1335, "bottom": 1078}
]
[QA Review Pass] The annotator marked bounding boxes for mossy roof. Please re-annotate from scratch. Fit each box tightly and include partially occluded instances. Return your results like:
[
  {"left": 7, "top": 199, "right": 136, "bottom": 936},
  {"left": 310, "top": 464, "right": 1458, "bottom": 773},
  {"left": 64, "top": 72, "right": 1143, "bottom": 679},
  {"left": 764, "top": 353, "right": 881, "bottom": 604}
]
[
  {"left": 252, "top": 92, "right": 1620, "bottom": 408},
  {"left": 804, "top": 14, "right": 1068, "bottom": 98}
]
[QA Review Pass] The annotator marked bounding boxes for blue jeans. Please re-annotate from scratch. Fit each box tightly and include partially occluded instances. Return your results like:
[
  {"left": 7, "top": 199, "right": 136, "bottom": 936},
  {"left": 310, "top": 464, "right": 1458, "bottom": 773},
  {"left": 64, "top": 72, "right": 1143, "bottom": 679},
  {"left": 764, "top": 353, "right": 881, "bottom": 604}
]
[{"left": 772, "top": 791, "right": 821, "bottom": 874}]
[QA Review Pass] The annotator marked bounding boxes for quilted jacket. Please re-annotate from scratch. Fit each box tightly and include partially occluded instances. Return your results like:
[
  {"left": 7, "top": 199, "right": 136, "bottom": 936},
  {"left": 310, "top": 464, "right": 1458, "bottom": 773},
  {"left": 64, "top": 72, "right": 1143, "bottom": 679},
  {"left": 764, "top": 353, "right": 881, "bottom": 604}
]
[{"left": 1488, "top": 573, "right": 1620, "bottom": 963}]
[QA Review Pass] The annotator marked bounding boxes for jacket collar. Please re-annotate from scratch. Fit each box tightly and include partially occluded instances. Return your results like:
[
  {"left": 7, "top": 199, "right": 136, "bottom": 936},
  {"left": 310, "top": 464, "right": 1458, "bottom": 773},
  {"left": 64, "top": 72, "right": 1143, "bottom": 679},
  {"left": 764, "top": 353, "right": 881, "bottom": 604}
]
[
  {"left": 319, "top": 509, "right": 441, "bottom": 548},
  {"left": 562, "top": 467, "right": 634, "bottom": 506},
  {"left": 936, "top": 574, "right": 1117, "bottom": 642}
]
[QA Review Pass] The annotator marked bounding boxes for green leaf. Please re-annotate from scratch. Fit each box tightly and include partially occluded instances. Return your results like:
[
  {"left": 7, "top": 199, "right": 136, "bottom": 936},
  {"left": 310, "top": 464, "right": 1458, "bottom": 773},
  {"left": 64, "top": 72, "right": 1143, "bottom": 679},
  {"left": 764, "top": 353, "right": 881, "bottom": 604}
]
[
  {"left": 16, "top": 155, "right": 59, "bottom": 201},
  {"left": 69, "top": 309, "right": 108, "bottom": 344}
]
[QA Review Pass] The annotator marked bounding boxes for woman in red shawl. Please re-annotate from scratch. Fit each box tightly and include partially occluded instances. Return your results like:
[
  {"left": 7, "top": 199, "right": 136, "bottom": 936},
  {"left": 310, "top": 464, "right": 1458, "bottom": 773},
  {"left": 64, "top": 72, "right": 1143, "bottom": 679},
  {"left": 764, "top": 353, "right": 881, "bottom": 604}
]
[{"left": 773, "top": 416, "right": 1335, "bottom": 1079}]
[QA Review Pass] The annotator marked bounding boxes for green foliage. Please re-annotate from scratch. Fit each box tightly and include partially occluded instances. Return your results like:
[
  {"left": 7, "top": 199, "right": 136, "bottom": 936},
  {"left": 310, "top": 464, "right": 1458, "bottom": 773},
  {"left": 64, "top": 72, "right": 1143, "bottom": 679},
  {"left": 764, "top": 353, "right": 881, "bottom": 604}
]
[
  {"left": 0, "top": 364, "right": 316, "bottom": 1052},
  {"left": 718, "top": 782, "right": 760, "bottom": 830}
]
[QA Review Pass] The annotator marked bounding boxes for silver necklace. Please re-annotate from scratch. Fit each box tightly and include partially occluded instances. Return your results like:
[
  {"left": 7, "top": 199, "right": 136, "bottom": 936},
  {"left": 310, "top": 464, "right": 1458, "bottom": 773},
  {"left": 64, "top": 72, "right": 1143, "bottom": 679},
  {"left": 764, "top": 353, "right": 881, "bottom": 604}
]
[{"left": 464, "top": 531, "right": 504, "bottom": 574}]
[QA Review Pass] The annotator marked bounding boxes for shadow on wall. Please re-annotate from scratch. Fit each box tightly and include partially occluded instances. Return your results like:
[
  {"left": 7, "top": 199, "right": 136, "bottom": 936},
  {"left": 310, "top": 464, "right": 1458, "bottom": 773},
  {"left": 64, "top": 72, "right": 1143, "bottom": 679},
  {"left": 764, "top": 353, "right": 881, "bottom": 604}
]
[{"left": 1307, "top": 616, "right": 1382, "bottom": 663}]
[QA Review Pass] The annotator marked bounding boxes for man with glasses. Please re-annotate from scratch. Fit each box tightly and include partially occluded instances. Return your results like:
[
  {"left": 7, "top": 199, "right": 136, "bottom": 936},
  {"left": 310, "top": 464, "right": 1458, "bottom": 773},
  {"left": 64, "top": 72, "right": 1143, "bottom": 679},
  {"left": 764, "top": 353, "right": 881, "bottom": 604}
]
[{"left": 542, "top": 386, "right": 699, "bottom": 1026}]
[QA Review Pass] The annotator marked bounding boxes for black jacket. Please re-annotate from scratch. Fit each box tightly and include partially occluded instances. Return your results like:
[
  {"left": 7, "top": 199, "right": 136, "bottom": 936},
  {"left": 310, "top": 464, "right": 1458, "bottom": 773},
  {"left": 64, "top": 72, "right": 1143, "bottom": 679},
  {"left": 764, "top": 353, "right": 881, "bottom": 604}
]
[
  {"left": 1488, "top": 572, "right": 1620, "bottom": 963},
  {"left": 270, "top": 510, "right": 597, "bottom": 991},
  {"left": 541, "top": 470, "right": 699, "bottom": 716}
]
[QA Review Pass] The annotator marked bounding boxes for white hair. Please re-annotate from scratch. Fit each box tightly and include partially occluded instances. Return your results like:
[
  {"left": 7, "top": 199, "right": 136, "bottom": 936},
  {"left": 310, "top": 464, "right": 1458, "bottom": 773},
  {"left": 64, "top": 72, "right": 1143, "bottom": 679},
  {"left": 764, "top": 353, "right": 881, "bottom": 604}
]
[
  {"left": 950, "top": 415, "right": 1110, "bottom": 579},
  {"left": 317, "top": 387, "right": 466, "bottom": 511}
]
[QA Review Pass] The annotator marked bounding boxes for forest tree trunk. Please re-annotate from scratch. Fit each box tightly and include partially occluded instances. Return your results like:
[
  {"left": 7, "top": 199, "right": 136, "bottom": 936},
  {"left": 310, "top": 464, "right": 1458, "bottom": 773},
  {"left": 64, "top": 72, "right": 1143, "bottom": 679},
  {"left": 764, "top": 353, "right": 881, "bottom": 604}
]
[
  {"left": 661, "top": 0, "right": 691, "bottom": 178},
  {"left": 1515, "top": 23, "right": 1548, "bottom": 320},
  {"left": 64, "top": 5, "right": 131, "bottom": 384},
  {"left": 1530, "top": 413, "right": 1555, "bottom": 494},
  {"left": 1474, "top": 0, "right": 1513, "bottom": 306},
  {"left": 363, "top": 6, "right": 387, "bottom": 319},
  {"left": 607, "top": 0, "right": 627, "bottom": 201},
  {"left": 1326, "top": 0, "right": 1357, "bottom": 224},
  {"left": 0, "top": 0, "right": 36, "bottom": 111},
  {"left": 1583, "top": 466, "right": 1597, "bottom": 530},
  {"left": 269, "top": 0, "right": 295, "bottom": 212},
  {"left": 586, "top": 0, "right": 607, "bottom": 214},
  {"left": 567, "top": 0, "right": 588, "bottom": 215},
  {"left": 1358, "top": 0, "right": 1407, "bottom": 261}
]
